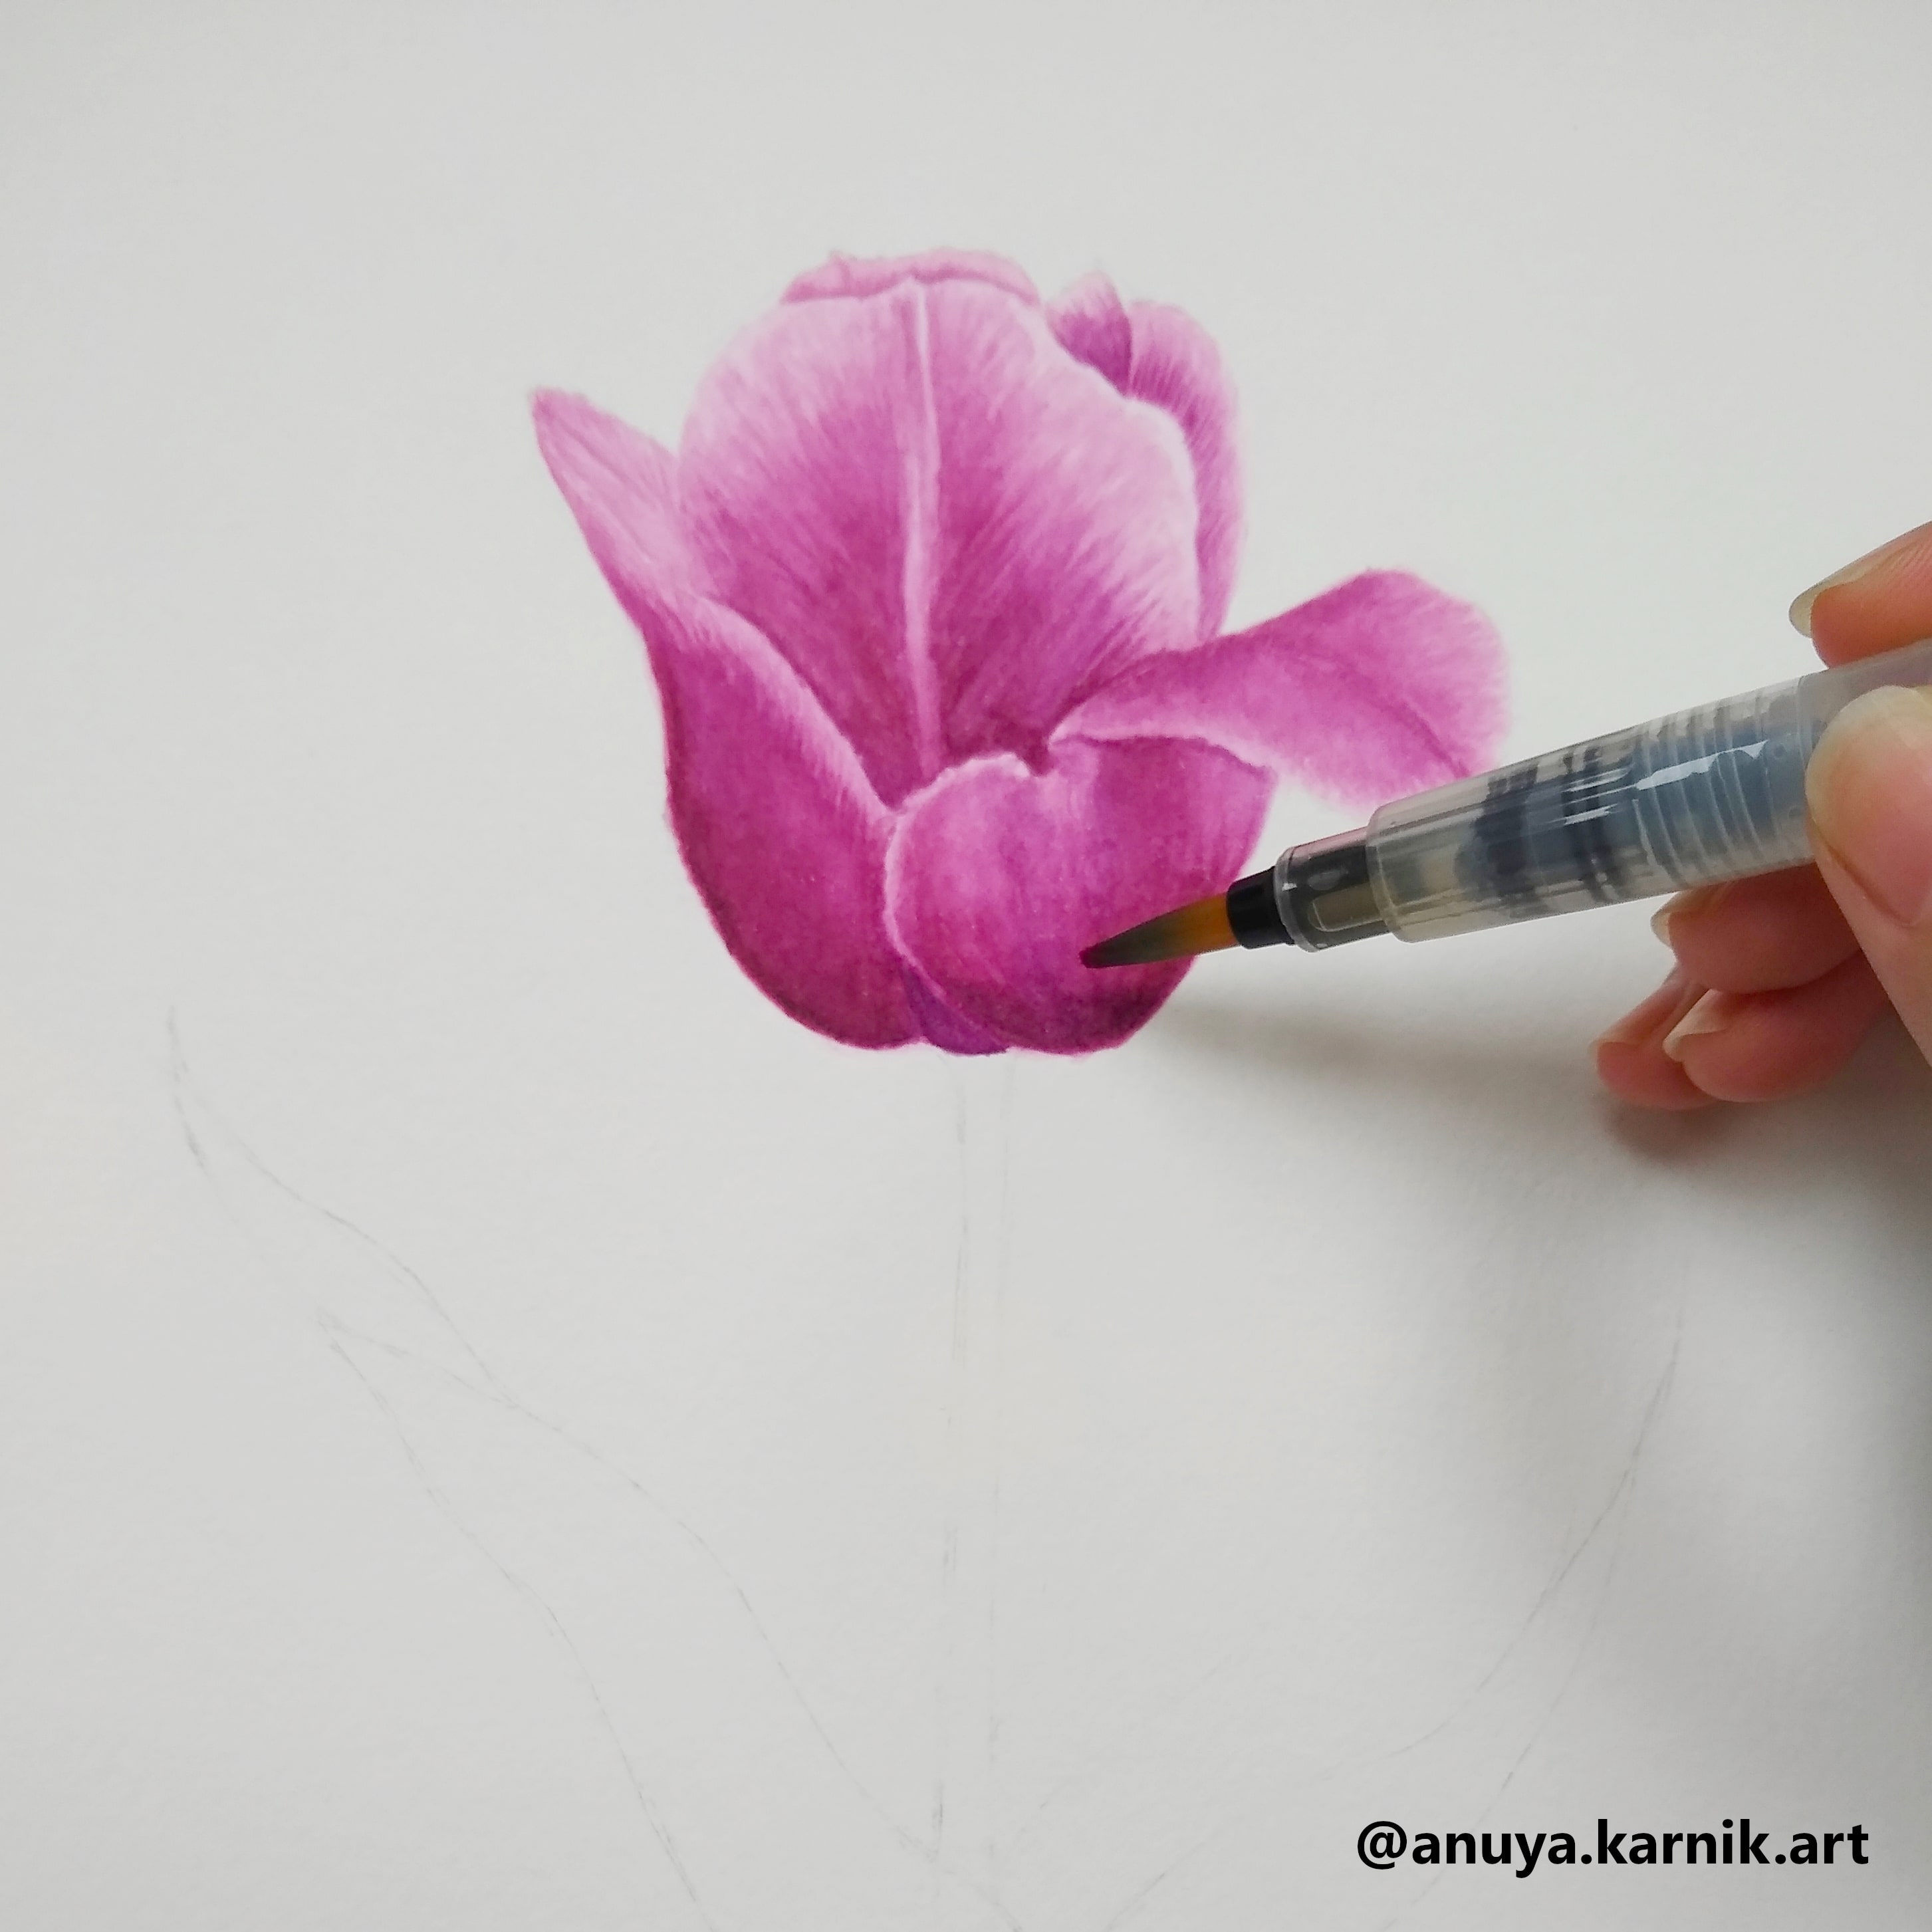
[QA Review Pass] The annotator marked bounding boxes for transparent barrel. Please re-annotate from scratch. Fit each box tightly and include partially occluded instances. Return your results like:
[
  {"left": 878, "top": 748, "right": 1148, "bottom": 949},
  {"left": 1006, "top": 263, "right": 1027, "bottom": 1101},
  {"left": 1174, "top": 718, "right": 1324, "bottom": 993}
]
[{"left": 1367, "top": 637, "right": 1932, "bottom": 942}]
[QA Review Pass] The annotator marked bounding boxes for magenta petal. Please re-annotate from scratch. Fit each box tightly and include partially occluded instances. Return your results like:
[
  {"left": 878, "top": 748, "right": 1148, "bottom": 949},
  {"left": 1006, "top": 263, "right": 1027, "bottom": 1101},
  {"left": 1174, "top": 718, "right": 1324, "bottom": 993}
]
[
  {"left": 679, "top": 278, "right": 1203, "bottom": 797},
  {"left": 677, "top": 291, "right": 951, "bottom": 806},
  {"left": 648, "top": 620, "right": 919, "bottom": 1048},
  {"left": 900, "top": 967, "right": 1007, "bottom": 1056},
  {"left": 532, "top": 389, "right": 702, "bottom": 602},
  {"left": 886, "top": 737, "right": 1272, "bottom": 1053},
  {"left": 917, "top": 281, "right": 1203, "bottom": 760},
  {"left": 1044, "top": 271, "right": 1132, "bottom": 388},
  {"left": 1059, "top": 571, "right": 1509, "bottom": 808},
  {"left": 1047, "top": 277, "right": 1242, "bottom": 638},
  {"left": 783, "top": 250, "right": 1038, "bottom": 306},
  {"left": 1120, "top": 301, "right": 1243, "bottom": 638},
  {"left": 533, "top": 390, "right": 918, "bottom": 1048}
]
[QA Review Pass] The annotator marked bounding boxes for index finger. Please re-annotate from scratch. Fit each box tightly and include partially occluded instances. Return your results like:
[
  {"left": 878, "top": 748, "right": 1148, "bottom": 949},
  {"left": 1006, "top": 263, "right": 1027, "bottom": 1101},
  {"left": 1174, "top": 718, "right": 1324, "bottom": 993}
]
[{"left": 1792, "top": 518, "right": 1932, "bottom": 665}]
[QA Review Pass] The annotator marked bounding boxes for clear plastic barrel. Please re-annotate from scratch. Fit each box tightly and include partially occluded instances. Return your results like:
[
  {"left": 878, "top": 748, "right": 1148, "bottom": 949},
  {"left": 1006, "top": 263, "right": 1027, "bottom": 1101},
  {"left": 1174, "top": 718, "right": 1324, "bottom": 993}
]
[{"left": 1366, "top": 636, "right": 1932, "bottom": 942}]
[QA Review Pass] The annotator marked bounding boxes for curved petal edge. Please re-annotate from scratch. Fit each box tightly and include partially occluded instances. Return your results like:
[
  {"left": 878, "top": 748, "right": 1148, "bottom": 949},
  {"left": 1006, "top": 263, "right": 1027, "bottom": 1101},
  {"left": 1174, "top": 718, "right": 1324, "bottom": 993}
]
[
  {"left": 784, "top": 251, "right": 1040, "bottom": 306},
  {"left": 533, "top": 388, "right": 921, "bottom": 1048},
  {"left": 1058, "top": 570, "right": 1509, "bottom": 808},
  {"left": 1048, "top": 276, "right": 1243, "bottom": 638},
  {"left": 886, "top": 735, "right": 1272, "bottom": 1054}
]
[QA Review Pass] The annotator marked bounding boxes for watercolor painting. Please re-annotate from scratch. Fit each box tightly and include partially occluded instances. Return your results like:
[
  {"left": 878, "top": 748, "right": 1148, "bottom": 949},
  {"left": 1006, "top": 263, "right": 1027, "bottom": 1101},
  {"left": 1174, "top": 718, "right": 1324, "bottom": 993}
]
[
  {"left": 534, "top": 250, "right": 1507, "bottom": 1054},
  {"left": 19, "top": 14, "right": 1932, "bottom": 1929}
]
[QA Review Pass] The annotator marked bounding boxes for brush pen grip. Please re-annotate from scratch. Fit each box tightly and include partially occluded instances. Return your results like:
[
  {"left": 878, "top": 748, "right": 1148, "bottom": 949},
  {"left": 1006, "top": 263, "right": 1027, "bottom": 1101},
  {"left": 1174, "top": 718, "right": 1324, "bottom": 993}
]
[{"left": 1363, "top": 636, "right": 1932, "bottom": 942}]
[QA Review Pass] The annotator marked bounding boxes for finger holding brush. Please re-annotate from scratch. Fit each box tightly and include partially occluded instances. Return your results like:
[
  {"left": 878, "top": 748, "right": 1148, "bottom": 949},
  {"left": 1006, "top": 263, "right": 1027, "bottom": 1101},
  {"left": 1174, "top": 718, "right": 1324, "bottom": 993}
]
[
  {"left": 1085, "top": 523, "right": 1932, "bottom": 1109},
  {"left": 1596, "top": 519, "right": 1932, "bottom": 1108}
]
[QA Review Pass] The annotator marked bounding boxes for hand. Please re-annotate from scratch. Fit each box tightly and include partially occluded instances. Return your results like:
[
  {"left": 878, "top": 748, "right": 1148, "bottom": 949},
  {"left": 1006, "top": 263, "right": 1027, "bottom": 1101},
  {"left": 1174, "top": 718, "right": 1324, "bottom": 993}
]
[{"left": 1594, "top": 519, "right": 1932, "bottom": 1107}]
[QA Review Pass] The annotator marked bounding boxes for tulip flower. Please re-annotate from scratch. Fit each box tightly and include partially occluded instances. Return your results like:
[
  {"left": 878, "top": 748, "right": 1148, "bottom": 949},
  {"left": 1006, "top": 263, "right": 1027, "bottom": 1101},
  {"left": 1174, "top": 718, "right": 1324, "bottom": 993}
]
[{"left": 534, "top": 251, "right": 1505, "bottom": 1053}]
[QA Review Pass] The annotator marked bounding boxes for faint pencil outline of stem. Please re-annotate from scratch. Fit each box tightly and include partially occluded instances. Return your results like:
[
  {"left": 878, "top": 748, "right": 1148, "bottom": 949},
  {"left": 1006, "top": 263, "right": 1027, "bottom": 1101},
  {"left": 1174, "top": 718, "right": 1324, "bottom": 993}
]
[
  {"left": 987, "top": 1055, "right": 1015, "bottom": 1896},
  {"left": 932, "top": 1056, "right": 1015, "bottom": 1899},
  {"left": 168, "top": 1015, "right": 1028, "bottom": 1932},
  {"left": 932, "top": 1064, "right": 969, "bottom": 1854}
]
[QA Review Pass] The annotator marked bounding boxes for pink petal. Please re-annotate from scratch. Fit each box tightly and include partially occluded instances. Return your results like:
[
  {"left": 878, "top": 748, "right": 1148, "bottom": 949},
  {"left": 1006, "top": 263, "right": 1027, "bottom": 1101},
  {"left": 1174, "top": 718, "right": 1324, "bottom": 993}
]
[
  {"left": 1120, "top": 301, "right": 1243, "bottom": 639},
  {"left": 1043, "top": 271, "right": 1132, "bottom": 387},
  {"left": 900, "top": 967, "right": 1007, "bottom": 1056},
  {"left": 919, "top": 285, "right": 1207, "bottom": 763},
  {"left": 676, "top": 291, "right": 941, "bottom": 806},
  {"left": 886, "top": 736, "right": 1272, "bottom": 1053},
  {"left": 783, "top": 250, "right": 1038, "bottom": 306},
  {"left": 533, "top": 389, "right": 704, "bottom": 602},
  {"left": 1058, "top": 570, "right": 1508, "bottom": 808},
  {"left": 678, "top": 277, "right": 1204, "bottom": 800},
  {"left": 1047, "top": 275, "right": 1242, "bottom": 637},
  {"left": 533, "top": 390, "right": 919, "bottom": 1048}
]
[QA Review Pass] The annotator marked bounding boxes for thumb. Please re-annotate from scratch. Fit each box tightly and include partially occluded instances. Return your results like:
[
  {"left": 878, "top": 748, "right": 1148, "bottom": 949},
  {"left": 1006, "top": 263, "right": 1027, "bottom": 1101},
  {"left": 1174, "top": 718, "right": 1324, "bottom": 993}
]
[{"left": 1807, "top": 683, "right": 1932, "bottom": 1060}]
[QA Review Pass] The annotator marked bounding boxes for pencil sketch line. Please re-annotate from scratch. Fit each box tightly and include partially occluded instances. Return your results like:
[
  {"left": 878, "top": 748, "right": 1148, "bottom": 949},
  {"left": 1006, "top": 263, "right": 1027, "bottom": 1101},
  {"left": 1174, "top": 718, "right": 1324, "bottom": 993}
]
[
  {"left": 1092, "top": 1829, "right": 1219, "bottom": 1932},
  {"left": 1477, "top": 1300, "right": 1685, "bottom": 1811},
  {"left": 1016, "top": 1282, "right": 1685, "bottom": 1852},
  {"left": 168, "top": 1013, "right": 504, "bottom": 1399},
  {"left": 932, "top": 1058, "right": 1012, "bottom": 1903},
  {"left": 320, "top": 1320, "right": 709, "bottom": 1930},
  {"left": 933, "top": 1063, "right": 974, "bottom": 1856},
  {"left": 1371, "top": 1303, "right": 1687, "bottom": 1932},
  {"left": 168, "top": 1027, "right": 1010, "bottom": 1915},
  {"left": 1368, "top": 1351, "right": 1670, "bottom": 1772},
  {"left": 170, "top": 1052, "right": 710, "bottom": 1922},
  {"left": 986, "top": 1054, "right": 1015, "bottom": 1891},
  {"left": 515, "top": 1399, "right": 955, "bottom": 1881}
]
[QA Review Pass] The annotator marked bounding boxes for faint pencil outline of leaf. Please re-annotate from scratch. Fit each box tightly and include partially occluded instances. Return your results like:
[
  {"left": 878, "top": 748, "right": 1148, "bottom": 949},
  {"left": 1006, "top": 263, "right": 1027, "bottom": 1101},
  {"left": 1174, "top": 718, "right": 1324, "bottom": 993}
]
[
  {"left": 1366, "top": 1300, "right": 1687, "bottom": 1932},
  {"left": 315, "top": 1319, "right": 711, "bottom": 1927},
  {"left": 1011, "top": 1307, "right": 1685, "bottom": 1858},
  {"left": 168, "top": 1015, "right": 1029, "bottom": 1932},
  {"left": 1003, "top": 1308, "right": 1684, "bottom": 1932},
  {"left": 1090, "top": 1828, "right": 1221, "bottom": 1932}
]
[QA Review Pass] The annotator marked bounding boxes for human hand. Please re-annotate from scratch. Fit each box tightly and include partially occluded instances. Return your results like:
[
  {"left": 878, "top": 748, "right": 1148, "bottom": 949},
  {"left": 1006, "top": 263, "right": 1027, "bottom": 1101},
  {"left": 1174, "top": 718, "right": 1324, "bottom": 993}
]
[{"left": 1594, "top": 519, "right": 1932, "bottom": 1107}]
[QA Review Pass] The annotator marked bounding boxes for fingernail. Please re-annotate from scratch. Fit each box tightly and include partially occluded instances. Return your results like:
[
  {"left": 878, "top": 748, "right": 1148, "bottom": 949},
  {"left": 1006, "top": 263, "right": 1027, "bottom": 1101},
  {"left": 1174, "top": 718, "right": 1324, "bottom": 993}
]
[
  {"left": 1649, "top": 888, "right": 1705, "bottom": 950},
  {"left": 1662, "top": 989, "right": 1739, "bottom": 1061},
  {"left": 1806, "top": 684, "right": 1932, "bottom": 927},
  {"left": 1790, "top": 520, "right": 1932, "bottom": 636},
  {"left": 1593, "top": 968, "right": 1691, "bottom": 1050}
]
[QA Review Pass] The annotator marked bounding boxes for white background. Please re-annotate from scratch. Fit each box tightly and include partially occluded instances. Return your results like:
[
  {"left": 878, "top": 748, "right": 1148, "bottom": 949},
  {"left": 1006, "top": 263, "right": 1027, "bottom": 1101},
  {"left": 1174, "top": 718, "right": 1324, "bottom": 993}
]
[{"left": 5, "top": 4, "right": 1932, "bottom": 1927}]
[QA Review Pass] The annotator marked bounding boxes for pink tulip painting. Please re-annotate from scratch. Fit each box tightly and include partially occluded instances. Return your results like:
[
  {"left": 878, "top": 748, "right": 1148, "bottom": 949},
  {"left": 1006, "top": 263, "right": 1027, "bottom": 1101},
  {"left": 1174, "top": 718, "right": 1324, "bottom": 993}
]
[{"left": 533, "top": 250, "right": 1506, "bottom": 1055}]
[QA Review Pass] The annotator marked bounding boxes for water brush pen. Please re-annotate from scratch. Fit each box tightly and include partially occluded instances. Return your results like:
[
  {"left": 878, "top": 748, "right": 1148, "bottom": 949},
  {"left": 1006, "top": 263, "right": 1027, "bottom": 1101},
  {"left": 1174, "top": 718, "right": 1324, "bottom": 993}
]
[{"left": 1083, "top": 636, "right": 1932, "bottom": 969}]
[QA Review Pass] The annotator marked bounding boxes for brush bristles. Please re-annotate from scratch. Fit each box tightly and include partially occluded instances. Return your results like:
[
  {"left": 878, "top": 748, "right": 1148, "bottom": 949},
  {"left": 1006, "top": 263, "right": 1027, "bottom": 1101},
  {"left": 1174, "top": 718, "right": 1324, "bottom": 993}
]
[{"left": 1081, "top": 891, "right": 1237, "bottom": 968}]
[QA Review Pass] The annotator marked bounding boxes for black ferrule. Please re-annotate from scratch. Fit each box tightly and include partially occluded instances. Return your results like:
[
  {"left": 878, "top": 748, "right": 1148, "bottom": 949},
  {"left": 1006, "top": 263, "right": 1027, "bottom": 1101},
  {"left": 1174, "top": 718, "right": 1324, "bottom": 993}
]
[{"left": 1227, "top": 868, "right": 1290, "bottom": 949}]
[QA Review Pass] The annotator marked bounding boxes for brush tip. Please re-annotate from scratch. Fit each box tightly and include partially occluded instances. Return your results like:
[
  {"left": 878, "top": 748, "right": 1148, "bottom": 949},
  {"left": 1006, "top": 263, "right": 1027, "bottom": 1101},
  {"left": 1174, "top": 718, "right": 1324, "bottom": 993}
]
[{"left": 1082, "top": 890, "right": 1237, "bottom": 968}]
